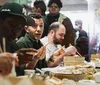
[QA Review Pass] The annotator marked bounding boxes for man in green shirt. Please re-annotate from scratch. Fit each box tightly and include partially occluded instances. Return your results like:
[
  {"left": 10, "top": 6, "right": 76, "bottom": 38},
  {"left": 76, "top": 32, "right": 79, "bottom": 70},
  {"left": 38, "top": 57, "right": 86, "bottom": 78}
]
[{"left": 17, "top": 13, "right": 47, "bottom": 73}]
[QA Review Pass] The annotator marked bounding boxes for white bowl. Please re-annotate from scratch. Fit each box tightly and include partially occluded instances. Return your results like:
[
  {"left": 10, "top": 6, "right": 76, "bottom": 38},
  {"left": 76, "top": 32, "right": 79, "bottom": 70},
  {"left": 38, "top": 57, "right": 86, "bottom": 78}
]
[
  {"left": 77, "top": 80, "right": 96, "bottom": 85},
  {"left": 94, "top": 72, "right": 100, "bottom": 83},
  {"left": 24, "top": 70, "right": 35, "bottom": 75}
]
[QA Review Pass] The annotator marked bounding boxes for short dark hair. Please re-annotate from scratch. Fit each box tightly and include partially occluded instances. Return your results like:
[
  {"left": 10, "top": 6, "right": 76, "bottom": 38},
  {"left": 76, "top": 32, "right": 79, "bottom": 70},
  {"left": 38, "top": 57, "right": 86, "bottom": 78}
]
[
  {"left": 48, "top": 22, "right": 61, "bottom": 33},
  {"left": 48, "top": 0, "right": 62, "bottom": 8},
  {"left": 34, "top": 1, "right": 46, "bottom": 13},
  {"left": 28, "top": 13, "right": 42, "bottom": 19}
]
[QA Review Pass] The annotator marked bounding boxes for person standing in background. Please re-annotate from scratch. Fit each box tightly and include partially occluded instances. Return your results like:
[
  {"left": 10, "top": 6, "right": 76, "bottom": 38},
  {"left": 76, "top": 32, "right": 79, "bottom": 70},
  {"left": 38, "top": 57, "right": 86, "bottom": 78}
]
[
  {"left": 75, "top": 20, "right": 88, "bottom": 41},
  {"left": 47, "top": 0, "right": 75, "bottom": 48},
  {"left": 75, "top": 20, "right": 89, "bottom": 61}
]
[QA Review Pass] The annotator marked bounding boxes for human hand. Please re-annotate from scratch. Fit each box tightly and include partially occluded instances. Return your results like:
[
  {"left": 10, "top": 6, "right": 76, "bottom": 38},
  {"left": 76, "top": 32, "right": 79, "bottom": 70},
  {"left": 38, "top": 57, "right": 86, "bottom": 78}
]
[
  {"left": 64, "top": 46, "right": 77, "bottom": 55},
  {"left": 0, "top": 52, "right": 17, "bottom": 76},
  {"left": 37, "top": 46, "right": 46, "bottom": 60},
  {"left": 53, "top": 48, "right": 65, "bottom": 56}
]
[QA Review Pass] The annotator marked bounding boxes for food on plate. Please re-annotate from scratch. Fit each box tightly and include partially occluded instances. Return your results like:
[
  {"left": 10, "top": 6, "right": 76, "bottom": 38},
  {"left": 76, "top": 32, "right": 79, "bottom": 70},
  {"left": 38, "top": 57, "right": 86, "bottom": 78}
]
[
  {"left": 72, "top": 70, "right": 82, "bottom": 74},
  {"left": 45, "top": 76, "right": 62, "bottom": 85}
]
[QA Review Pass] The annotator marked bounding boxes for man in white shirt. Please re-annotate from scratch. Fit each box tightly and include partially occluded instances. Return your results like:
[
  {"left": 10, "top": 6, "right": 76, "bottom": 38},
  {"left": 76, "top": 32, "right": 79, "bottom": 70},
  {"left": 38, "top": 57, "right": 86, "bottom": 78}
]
[{"left": 41, "top": 22, "right": 77, "bottom": 67}]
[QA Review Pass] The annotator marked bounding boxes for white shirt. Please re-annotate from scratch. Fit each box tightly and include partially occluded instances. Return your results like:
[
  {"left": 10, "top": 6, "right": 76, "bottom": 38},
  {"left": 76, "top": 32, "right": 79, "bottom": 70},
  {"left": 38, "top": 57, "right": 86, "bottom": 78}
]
[{"left": 40, "top": 37, "right": 59, "bottom": 61}]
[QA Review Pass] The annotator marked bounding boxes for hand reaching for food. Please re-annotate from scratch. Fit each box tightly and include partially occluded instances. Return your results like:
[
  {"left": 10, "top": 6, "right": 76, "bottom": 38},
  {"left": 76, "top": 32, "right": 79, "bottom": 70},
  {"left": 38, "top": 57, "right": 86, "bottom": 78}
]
[
  {"left": 53, "top": 48, "right": 65, "bottom": 56},
  {"left": 64, "top": 45, "right": 77, "bottom": 56},
  {"left": 37, "top": 46, "right": 46, "bottom": 60}
]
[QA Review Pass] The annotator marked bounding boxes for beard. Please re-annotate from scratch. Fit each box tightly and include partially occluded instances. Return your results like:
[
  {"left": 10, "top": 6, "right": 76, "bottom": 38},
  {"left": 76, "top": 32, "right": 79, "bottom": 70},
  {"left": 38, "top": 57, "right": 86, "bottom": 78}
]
[{"left": 53, "top": 34, "right": 62, "bottom": 44}]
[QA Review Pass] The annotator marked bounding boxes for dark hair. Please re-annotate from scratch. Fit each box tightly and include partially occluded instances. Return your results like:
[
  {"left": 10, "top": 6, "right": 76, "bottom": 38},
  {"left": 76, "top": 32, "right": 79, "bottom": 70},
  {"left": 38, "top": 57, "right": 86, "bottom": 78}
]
[
  {"left": 48, "top": 22, "right": 60, "bottom": 33},
  {"left": 48, "top": 0, "right": 62, "bottom": 8},
  {"left": 79, "top": 30, "right": 88, "bottom": 38},
  {"left": 23, "top": 4, "right": 32, "bottom": 10},
  {"left": 0, "top": 13, "right": 14, "bottom": 20},
  {"left": 28, "top": 13, "right": 42, "bottom": 19},
  {"left": 34, "top": 1, "right": 46, "bottom": 14}
]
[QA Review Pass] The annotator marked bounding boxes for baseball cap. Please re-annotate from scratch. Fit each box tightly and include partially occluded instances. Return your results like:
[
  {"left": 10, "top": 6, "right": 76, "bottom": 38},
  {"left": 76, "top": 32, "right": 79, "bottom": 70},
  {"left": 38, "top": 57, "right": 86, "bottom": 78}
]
[
  {"left": 26, "top": 16, "right": 35, "bottom": 26},
  {"left": 0, "top": 2, "right": 35, "bottom": 26}
]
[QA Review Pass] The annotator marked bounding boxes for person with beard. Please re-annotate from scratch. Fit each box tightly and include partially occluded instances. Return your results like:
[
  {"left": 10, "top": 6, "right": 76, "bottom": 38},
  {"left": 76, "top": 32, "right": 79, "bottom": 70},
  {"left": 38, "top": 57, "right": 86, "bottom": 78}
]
[{"left": 40, "top": 22, "right": 77, "bottom": 67}]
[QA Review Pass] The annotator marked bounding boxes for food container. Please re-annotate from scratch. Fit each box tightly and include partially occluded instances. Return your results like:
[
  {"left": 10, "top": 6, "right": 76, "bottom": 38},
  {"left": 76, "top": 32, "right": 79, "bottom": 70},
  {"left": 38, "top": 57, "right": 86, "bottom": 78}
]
[
  {"left": 94, "top": 72, "right": 100, "bottom": 83},
  {"left": 54, "top": 73, "right": 87, "bottom": 81},
  {"left": 24, "top": 70, "right": 35, "bottom": 76},
  {"left": 64, "top": 56, "right": 85, "bottom": 66},
  {"left": 77, "top": 80, "right": 96, "bottom": 85}
]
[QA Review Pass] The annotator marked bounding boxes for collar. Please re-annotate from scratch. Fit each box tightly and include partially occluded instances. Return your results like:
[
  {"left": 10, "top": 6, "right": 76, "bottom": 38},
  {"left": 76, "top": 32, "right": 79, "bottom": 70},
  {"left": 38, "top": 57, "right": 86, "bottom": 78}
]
[{"left": 25, "top": 33, "right": 39, "bottom": 43}]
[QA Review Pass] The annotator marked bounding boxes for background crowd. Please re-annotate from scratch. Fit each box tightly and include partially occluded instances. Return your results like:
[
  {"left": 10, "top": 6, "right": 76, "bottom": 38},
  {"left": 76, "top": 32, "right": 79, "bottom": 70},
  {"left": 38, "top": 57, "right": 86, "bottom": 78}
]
[{"left": 0, "top": 0, "right": 89, "bottom": 77}]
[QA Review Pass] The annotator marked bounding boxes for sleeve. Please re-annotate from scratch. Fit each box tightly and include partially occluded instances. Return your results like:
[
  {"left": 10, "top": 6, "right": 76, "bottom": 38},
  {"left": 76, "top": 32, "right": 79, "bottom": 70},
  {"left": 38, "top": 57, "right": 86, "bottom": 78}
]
[
  {"left": 17, "top": 41, "right": 29, "bottom": 49},
  {"left": 46, "top": 47, "right": 52, "bottom": 61}
]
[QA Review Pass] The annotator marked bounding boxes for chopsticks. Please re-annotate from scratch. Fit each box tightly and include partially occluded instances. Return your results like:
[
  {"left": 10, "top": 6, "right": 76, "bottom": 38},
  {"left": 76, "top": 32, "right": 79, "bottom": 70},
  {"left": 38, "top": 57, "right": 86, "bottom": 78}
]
[
  {"left": 0, "top": 45, "right": 3, "bottom": 53},
  {"left": 0, "top": 37, "right": 6, "bottom": 53},
  {"left": 76, "top": 51, "right": 83, "bottom": 57},
  {"left": 69, "top": 44, "right": 83, "bottom": 57},
  {"left": 2, "top": 37, "right": 6, "bottom": 52}
]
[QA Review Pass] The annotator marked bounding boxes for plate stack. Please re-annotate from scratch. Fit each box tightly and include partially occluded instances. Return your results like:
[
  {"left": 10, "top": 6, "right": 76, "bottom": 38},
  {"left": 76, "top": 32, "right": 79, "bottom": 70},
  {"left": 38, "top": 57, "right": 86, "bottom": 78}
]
[
  {"left": 91, "top": 54, "right": 100, "bottom": 70},
  {"left": 91, "top": 54, "right": 100, "bottom": 60}
]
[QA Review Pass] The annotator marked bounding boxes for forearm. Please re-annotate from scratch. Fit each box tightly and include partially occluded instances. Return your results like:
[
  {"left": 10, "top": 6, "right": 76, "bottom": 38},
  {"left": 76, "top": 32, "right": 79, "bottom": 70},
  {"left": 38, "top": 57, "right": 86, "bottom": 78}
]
[
  {"left": 26, "top": 57, "right": 39, "bottom": 69},
  {"left": 62, "top": 51, "right": 71, "bottom": 56},
  {"left": 47, "top": 55, "right": 63, "bottom": 67}
]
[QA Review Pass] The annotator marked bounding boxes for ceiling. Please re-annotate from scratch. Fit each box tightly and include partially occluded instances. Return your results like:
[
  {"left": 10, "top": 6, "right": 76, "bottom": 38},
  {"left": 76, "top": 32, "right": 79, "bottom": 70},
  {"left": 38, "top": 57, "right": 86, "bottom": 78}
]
[
  {"left": 62, "top": 0, "right": 87, "bottom": 5},
  {"left": 0, "top": 0, "right": 88, "bottom": 11},
  {"left": 45, "top": 0, "right": 88, "bottom": 11},
  {"left": 61, "top": 0, "right": 88, "bottom": 11}
]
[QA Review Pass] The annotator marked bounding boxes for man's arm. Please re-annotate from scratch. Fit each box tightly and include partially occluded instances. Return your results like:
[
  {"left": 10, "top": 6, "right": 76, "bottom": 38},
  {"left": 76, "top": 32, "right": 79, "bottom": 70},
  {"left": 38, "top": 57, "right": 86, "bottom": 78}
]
[
  {"left": 47, "top": 55, "right": 64, "bottom": 67},
  {"left": 47, "top": 45, "right": 77, "bottom": 67}
]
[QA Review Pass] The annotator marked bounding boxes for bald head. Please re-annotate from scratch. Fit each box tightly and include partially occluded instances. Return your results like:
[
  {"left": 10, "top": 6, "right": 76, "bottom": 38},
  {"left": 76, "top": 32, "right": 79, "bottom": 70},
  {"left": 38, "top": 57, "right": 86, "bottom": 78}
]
[
  {"left": 48, "top": 22, "right": 66, "bottom": 44},
  {"left": 48, "top": 22, "right": 66, "bottom": 33}
]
